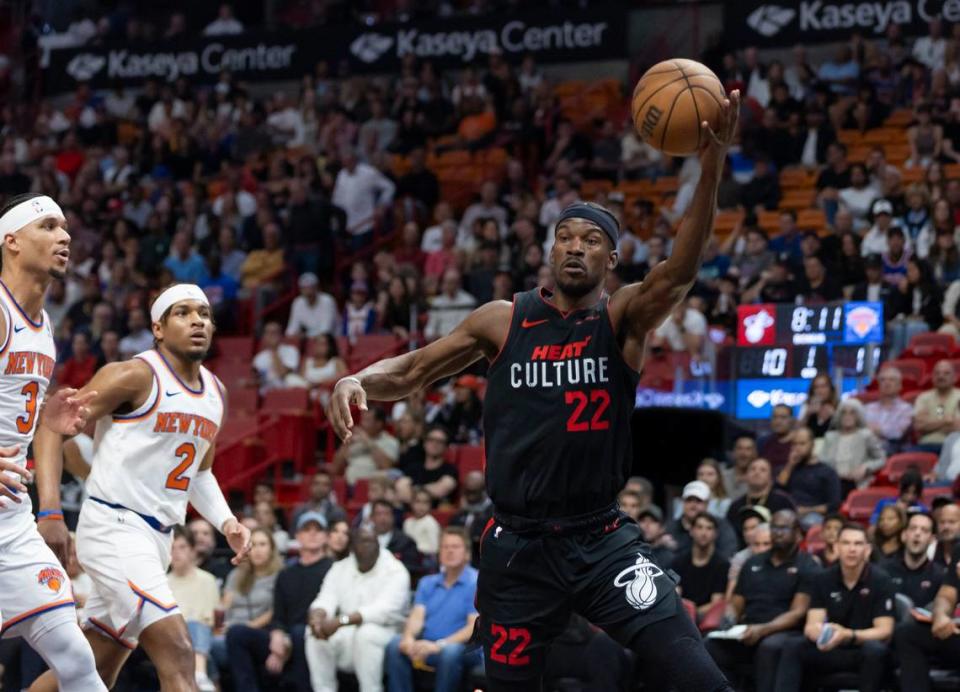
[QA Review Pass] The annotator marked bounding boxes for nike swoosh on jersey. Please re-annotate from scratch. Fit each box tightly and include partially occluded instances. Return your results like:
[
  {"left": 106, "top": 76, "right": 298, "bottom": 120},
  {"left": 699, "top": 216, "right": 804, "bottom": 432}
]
[
  {"left": 165, "top": 391, "right": 180, "bottom": 397},
  {"left": 13, "top": 325, "right": 25, "bottom": 333},
  {"left": 521, "top": 318, "right": 548, "bottom": 328}
]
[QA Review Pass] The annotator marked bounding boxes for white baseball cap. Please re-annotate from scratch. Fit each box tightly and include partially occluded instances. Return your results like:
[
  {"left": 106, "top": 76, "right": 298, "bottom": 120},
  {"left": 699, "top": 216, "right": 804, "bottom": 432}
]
[{"left": 682, "top": 480, "right": 711, "bottom": 502}]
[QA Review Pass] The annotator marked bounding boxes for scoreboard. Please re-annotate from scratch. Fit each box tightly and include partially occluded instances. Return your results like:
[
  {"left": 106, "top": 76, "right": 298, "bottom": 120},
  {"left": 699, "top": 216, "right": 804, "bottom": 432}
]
[{"left": 732, "top": 302, "right": 884, "bottom": 419}]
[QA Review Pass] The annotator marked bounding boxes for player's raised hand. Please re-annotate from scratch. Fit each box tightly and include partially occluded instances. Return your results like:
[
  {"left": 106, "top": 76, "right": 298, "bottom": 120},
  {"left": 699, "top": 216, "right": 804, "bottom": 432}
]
[
  {"left": 224, "top": 518, "right": 252, "bottom": 565},
  {"left": 0, "top": 444, "right": 29, "bottom": 505},
  {"left": 329, "top": 377, "right": 368, "bottom": 441},
  {"left": 699, "top": 89, "right": 740, "bottom": 173},
  {"left": 41, "top": 388, "right": 98, "bottom": 435}
]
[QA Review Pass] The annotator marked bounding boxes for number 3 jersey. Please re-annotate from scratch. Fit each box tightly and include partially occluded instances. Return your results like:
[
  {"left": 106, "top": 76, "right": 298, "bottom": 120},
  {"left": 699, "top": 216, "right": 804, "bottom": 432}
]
[
  {"left": 0, "top": 282, "right": 56, "bottom": 537},
  {"left": 483, "top": 288, "right": 640, "bottom": 520},
  {"left": 86, "top": 349, "right": 224, "bottom": 528}
]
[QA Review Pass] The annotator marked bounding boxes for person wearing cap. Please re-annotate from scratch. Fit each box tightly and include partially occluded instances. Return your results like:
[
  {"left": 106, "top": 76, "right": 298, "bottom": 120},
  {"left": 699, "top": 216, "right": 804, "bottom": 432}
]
[
  {"left": 861, "top": 198, "right": 897, "bottom": 257},
  {"left": 671, "top": 512, "right": 730, "bottom": 617},
  {"left": 707, "top": 510, "right": 819, "bottom": 692},
  {"left": 424, "top": 268, "right": 477, "bottom": 342},
  {"left": 306, "top": 525, "right": 409, "bottom": 692},
  {"left": 286, "top": 272, "right": 338, "bottom": 339},
  {"left": 341, "top": 280, "right": 377, "bottom": 338},
  {"left": 32, "top": 281, "right": 251, "bottom": 692},
  {"left": 666, "top": 481, "right": 739, "bottom": 560},
  {"left": 227, "top": 511, "right": 333, "bottom": 691},
  {"left": 638, "top": 505, "right": 676, "bottom": 569}
]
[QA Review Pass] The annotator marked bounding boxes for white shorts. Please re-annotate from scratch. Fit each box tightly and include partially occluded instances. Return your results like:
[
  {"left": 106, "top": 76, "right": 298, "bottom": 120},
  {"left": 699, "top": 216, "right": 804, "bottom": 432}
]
[
  {"left": 76, "top": 499, "right": 179, "bottom": 648},
  {"left": 0, "top": 516, "right": 77, "bottom": 639}
]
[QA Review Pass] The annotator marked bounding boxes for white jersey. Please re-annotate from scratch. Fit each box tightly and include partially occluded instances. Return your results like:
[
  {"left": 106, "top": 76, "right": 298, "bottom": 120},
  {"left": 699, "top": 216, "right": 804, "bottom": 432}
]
[
  {"left": 0, "top": 281, "right": 56, "bottom": 541},
  {"left": 86, "top": 349, "right": 224, "bottom": 528}
]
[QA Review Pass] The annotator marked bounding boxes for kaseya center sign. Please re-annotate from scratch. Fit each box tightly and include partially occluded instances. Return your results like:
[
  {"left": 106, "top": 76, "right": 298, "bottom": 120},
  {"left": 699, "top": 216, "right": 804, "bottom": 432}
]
[
  {"left": 45, "top": 8, "right": 625, "bottom": 94},
  {"left": 728, "top": 0, "right": 960, "bottom": 45}
]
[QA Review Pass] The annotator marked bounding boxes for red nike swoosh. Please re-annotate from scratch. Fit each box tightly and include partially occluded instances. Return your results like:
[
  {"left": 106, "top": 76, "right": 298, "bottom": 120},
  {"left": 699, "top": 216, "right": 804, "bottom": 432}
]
[{"left": 521, "top": 318, "right": 549, "bottom": 328}]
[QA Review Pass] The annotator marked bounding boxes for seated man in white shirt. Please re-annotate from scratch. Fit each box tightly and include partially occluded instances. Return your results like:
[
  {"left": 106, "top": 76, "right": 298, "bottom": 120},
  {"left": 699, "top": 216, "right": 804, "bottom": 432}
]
[
  {"left": 305, "top": 526, "right": 410, "bottom": 692},
  {"left": 252, "top": 321, "right": 301, "bottom": 392},
  {"left": 286, "top": 272, "right": 338, "bottom": 338},
  {"left": 652, "top": 298, "right": 708, "bottom": 354}
]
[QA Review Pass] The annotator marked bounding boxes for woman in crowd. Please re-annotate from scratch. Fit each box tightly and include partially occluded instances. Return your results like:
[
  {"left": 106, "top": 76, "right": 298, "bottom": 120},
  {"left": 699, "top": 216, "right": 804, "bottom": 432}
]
[
  {"left": 799, "top": 373, "right": 839, "bottom": 439},
  {"left": 820, "top": 398, "right": 887, "bottom": 495},
  {"left": 697, "top": 458, "right": 732, "bottom": 518},
  {"left": 212, "top": 528, "right": 283, "bottom": 679},
  {"left": 327, "top": 519, "right": 351, "bottom": 561},
  {"left": 928, "top": 226, "right": 960, "bottom": 283},
  {"left": 872, "top": 504, "right": 906, "bottom": 560},
  {"left": 813, "top": 513, "right": 845, "bottom": 567},
  {"left": 301, "top": 333, "right": 348, "bottom": 403},
  {"left": 253, "top": 500, "right": 291, "bottom": 554}
]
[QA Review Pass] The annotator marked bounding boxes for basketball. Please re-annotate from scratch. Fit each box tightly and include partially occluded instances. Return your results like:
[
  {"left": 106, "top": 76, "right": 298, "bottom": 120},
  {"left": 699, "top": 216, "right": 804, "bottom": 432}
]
[{"left": 631, "top": 58, "right": 726, "bottom": 157}]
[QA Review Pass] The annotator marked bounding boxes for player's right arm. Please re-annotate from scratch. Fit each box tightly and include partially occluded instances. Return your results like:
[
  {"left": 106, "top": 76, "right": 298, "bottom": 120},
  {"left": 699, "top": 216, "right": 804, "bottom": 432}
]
[
  {"left": 328, "top": 300, "right": 510, "bottom": 441},
  {"left": 34, "top": 359, "right": 154, "bottom": 564}
]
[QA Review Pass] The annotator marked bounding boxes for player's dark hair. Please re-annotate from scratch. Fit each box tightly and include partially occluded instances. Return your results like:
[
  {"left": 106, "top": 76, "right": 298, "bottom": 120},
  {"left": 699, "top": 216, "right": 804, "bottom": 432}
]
[{"left": 691, "top": 511, "right": 718, "bottom": 530}]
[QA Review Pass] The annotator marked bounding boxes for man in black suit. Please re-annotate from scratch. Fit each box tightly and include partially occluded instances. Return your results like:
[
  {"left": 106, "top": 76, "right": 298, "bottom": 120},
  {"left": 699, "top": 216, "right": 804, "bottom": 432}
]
[
  {"left": 851, "top": 254, "right": 897, "bottom": 313},
  {"left": 371, "top": 498, "right": 422, "bottom": 576}
]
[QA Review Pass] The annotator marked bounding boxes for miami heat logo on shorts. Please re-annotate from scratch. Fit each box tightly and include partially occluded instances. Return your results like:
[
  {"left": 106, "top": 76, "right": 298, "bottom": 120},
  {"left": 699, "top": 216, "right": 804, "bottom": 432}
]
[
  {"left": 37, "top": 567, "right": 64, "bottom": 593},
  {"left": 613, "top": 553, "right": 663, "bottom": 610}
]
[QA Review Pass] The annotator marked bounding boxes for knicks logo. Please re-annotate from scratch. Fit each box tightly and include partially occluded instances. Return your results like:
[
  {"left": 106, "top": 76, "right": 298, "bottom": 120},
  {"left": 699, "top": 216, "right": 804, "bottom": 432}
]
[
  {"left": 613, "top": 553, "right": 663, "bottom": 610},
  {"left": 37, "top": 567, "right": 65, "bottom": 593}
]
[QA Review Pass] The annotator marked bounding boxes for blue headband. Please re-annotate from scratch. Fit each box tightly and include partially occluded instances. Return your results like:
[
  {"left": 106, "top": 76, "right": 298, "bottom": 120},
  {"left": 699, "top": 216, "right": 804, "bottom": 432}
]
[{"left": 556, "top": 202, "right": 620, "bottom": 248}]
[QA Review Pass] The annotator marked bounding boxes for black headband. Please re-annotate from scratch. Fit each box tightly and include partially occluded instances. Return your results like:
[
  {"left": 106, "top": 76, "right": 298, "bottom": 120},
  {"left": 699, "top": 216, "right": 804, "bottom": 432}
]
[{"left": 556, "top": 202, "right": 620, "bottom": 248}]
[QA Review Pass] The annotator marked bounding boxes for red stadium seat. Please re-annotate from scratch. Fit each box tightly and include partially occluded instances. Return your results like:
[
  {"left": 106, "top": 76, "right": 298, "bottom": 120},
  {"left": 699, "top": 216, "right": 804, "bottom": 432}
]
[
  {"left": 907, "top": 332, "right": 956, "bottom": 354},
  {"left": 877, "top": 452, "right": 938, "bottom": 485},
  {"left": 216, "top": 336, "right": 255, "bottom": 360},
  {"left": 228, "top": 386, "right": 258, "bottom": 414},
  {"left": 348, "top": 335, "right": 406, "bottom": 369},
  {"left": 259, "top": 388, "right": 315, "bottom": 470},
  {"left": 457, "top": 445, "right": 485, "bottom": 483},
  {"left": 885, "top": 359, "right": 927, "bottom": 384},
  {"left": 922, "top": 486, "right": 953, "bottom": 507},
  {"left": 804, "top": 524, "right": 825, "bottom": 554},
  {"left": 261, "top": 387, "right": 309, "bottom": 412},
  {"left": 841, "top": 487, "right": 897, "bottom": 522}
]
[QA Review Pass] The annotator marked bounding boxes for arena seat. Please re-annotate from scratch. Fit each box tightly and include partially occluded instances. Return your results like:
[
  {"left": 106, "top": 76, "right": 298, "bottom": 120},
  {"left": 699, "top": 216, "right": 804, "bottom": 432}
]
[
  {"left": 804, "top": 524, "right": 825, "bottom": 554},
  {"left": 876, "top": 452, "right": 938, "bottom": 486},
  {"left": 227, "top": 386, "right": 259, "bottom": 414},
  {"left": 457, "top": 445, "right": 485, "bottom": 482},
  {"left": 841, "top": 487, "right": 897, "bottom": 522},
  {"left": 216, "top": 336, "right": 255, "bottom": 360},
  {"left": 259, "top": 388, "right": 315, "bottom": 470},
  {"left": 348, "top": 334, "right": 406, "bottom": 370},
  {"left": 922, "top": 486, "right": 952, "bottom": 507},
  {"left": 905, "top": 332, "right": 957, "bottom": 356}
]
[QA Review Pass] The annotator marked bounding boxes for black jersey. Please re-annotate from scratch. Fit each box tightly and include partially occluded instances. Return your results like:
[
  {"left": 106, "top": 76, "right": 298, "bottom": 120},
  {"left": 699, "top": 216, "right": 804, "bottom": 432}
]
[{"left": 482, "top": 288, "right": 641, "bottom": 519}]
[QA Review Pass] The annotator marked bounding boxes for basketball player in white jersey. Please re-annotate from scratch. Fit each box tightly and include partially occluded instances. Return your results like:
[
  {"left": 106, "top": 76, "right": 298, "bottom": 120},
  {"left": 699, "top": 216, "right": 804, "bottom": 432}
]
[
  {"left": 0, "top": 192, "right": 106, "bottom": 690},
  {"left": 31, "top": 284, "right": 251, "bottom": 692}
]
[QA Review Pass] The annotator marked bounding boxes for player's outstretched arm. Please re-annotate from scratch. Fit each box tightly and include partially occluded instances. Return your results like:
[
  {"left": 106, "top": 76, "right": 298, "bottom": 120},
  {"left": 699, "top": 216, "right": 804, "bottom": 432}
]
[
  {"left": 329, "top": 300, "right": 510, "bottom": 440},
  {"left": 192, "top": 441, "right": 251, "bottom": 564},
  {"left": 608, "top": 90, "right": 740, "bottom": 345},
  {"left": 34, "top": 360, "right": 154, "bottom": 564}
]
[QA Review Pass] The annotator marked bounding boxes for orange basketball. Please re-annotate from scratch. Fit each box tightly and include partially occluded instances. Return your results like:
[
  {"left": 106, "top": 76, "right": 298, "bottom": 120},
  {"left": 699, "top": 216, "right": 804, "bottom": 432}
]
[{"left": 631, "top": 58, "right": 726, "bottom": 157}]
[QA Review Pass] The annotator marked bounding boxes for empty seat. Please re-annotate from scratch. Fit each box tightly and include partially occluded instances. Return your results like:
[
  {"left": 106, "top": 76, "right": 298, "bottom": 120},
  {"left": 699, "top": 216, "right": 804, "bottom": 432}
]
[
  {"left": 842, "top": 487, "right": 897, "bottom": 521},
  {"left": 879, "top": 452, "right": 938, "bottom": 485}
]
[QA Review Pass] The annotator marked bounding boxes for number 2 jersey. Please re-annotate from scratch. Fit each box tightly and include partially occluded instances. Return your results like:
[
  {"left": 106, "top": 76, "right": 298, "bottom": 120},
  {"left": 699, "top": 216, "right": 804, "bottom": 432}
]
[
  {"left": 0, "top": 281, "right": 56, "bottom": 540},
  {"left": 482, "top": 288, "right": 641, "bottom": 520},
  {"left": 85, "top": 349, "right": 224, "bottom": 528}
]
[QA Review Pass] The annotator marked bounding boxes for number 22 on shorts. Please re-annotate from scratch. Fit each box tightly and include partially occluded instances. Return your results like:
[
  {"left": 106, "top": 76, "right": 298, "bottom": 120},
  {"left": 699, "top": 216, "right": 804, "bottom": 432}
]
[{"left": 165, "top": 442, "right": 196, "bottom": 491}]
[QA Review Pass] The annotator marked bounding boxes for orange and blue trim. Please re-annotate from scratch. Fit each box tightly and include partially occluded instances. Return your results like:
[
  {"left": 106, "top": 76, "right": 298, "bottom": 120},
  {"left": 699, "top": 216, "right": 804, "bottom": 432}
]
[
  {"left": 112, "top": 356, "right": 161, "bottom": 422},
  {"left": 0, "top": 278, "right": 43, "bottom": 332},
  {"left": 0, "top": 299, "right": 11, "bottom": 357},
  {"left": 1, "top": 598, "right": 75, "bottom": 634},
  {"left": 86, "top": 617, "right": 136, "bottom": 650},
  {"left": 128, "top": 580, "right": 178, "bottom": 612},
  {"left": 154, "top": 349, "right": 204, "bottom": 397}
]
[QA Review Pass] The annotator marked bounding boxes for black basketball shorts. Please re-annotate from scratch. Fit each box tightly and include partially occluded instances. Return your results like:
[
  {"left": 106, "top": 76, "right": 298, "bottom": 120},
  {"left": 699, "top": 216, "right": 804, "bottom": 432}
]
[{"left": 476, "top": 513, "right": 680, "bottom": 681}]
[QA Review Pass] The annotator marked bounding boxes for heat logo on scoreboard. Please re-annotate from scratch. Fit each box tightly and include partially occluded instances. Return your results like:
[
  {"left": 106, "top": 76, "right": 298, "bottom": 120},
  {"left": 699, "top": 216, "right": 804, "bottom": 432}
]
[{"left": 737, "top": 304, "right": 776, "bottom": 346}]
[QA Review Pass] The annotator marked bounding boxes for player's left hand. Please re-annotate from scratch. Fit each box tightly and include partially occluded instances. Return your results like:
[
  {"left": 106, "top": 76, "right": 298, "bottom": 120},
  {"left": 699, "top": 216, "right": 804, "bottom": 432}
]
[
  {"left": 223, "top": 518, "right": 252, "bottom": 565},
  {"left": 698, "top": 89, "right": 740, "bottom": 175},
  {"left": 41, "top": 388, "right": 98, "bottom": 435}
]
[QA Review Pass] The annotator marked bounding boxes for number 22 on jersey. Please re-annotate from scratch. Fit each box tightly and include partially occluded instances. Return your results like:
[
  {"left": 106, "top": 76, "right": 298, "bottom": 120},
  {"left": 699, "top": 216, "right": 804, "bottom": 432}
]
[{"left": 166, "top": 442, "right": 196, "bottom": 491}]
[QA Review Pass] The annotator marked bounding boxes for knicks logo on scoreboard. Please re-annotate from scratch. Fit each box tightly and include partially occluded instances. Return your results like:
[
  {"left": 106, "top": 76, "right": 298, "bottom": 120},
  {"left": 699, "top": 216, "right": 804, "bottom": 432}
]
[
  {"left": 37, "top": 567, "right": 64, "bottom": 593},
  {"left": 845, "top": 303, "right": 882, "bottom": 342},
  {"left": 737, "top": 304, "right": 776, "bottom": 346}
]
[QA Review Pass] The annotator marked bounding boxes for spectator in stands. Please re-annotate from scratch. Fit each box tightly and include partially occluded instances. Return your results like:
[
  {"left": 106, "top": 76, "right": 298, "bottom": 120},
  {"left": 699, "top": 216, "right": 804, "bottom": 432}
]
[
  {"left": 741, "top": 156, "right": 781, "bottom": 212},
  {"left": 214, "top": 528, "right": 282, "bottom": 678},
  {"left": 759, "top": 404, "right": 796, "bottom": 472},
  {"left": 797, "top": 254, "right": 843, "bottom": 302},
  {"left": 675, "top": 459, "right": 730, "bottom": 518},
  {"left": 666, "top": 480, "right": 738, "bottom": 560},
  {"left": 726, "top": 457, "right": 796, "bottom": 535},
  {"left": 254, "top": 501, "right": 291, "bottom": 554},
  {"left": 895, "top": 522, "right": 960, "bottom": 689},
  {"left": 117, "top": 307, "right": 153, "bottom": 360},
  {"left": 892, "top": 257, "right": 944, "bottom": 335},
  {"left": 861, "top": 199, "right": 897, "bottom": 256},
  {"left": 189, "top": 518, "right": 232, "bottom": 583},
  {"left": 913, "top": 359, "right": 960, "bottom": 446},
  {"left": 449, "top": 471, "right": 493, "bottom": 567},
  {"left": 436, "top": 375, "right": 484, "bottom": 444},
  {"left": 403, "top": 488, "right": 442, "bottom": 559},
  {"left": 812, "top": 513, "right": 845, "bottom": 567},
  {"left": 775, "top": 523, "right": 895, "bottom": 692},
  {"left": 204, "top": 3, "right": 244, "bottom": 35},
  {"left": 351, "top": 475, "right": 393, "bottom": 529},
  {"left": 227, "top": 512, "right": 332, "bottom": 692},
  {"left": 870, "top": 470, "right": 927, "bottom": 524},
  {"left": 930, "top": 503, "right": 960, "bottom": 567},
  {"left": 724, "top": 435, "right": 758, "bottom": 498},
  {"left": 799, "top": 374, "right": 839, "bottom": 439},
  {"left": 638, "top": 505, "right": 676, "bottom": 568},
  {"left": 292, "top": 472, "right": 346, "bottom": 529},
  {"left": 725, "top": 513, "right": 772, "bottom": 600},
  {"left": 337, "top": 408, "right": 400, "bottom": 486},
  {"left": 305, "top": 525, "right": 409, "bottom": 692},
  {"left": 882, "top": 226, "right": 912, "bottom": 285},
  {"left": 884, "top": 510, "right": 943, "bottom": 608},
  {"left": 332, "top": 147, "right": 395, "bottom": 249},
  {"left": 240, "top": 222, "right": 286, "bottom": 289},
  {"left": 652, "top": 297, "right": 708, "bottom": 356},
  {"left": 707, "top": 509, "right": 818, "bottom": 692},
  {"left": 327, "top": 520, "right": 351, "bottom": 561},
  {"left": 907, "top": 103, "right": 943, "bottom": 168},
  {"left": 817, "top": 142, "right": 852, "bottom": 223},
  {"left": 673, "top": 512, "right": 730, "bottom": 618},
  {"left": 371, "top": 499, "right": 422, "bottom": 576},
  {"left": 396, "top": 424, "right": 458, "bottom": 506},
  {"left": 341, "top": 281, "right": 378, "bottom": 338},
  {"left": 57, "top": 331, "right": 96, "bottom": 389},
  {"left": 386, "top": 527, "right": 480, "bottom": 692},
  {"left": 424, "top": 268, "right": 477, "bottom": 341},
  {"left": 864, "top": 366, "right": 914, "bottom": 452},
  {"left": 872, "top": 504, "right": 907, "bottom": 560},
  {"left": 300, "top": 334, "right": 348, "bottom": 393},
  {"left": 168, "top": 527, "right": 220, "bottom": 692},
  {"left": 618, "top": 489, "right": 643, "bottom": 522},
  {"left": 397, "top": 147, "right": 440, "bottom": 210},
  {"left": 777, "top": 427, "right": 843, "bottom": 529},
  {"left": 165, "top": 229, "right": 207, "bottom": 284},
  {"left": 286, "top": 272, "right": 338, "bottom": 338},
  {"left": 820, "top": 398, "right": 887, "bottom": 493},
  {"left": 839, "top": 163, "right": 878, "bottom": 231},
  {"left": 252, "top": 321, "right": 300, "bottom": 392}
]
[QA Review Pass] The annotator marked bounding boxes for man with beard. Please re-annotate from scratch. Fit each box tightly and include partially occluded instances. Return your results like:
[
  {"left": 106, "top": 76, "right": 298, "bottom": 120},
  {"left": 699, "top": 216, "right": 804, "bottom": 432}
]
[{"left": 883, "top": 511, "right": 944, "bottom": 607}]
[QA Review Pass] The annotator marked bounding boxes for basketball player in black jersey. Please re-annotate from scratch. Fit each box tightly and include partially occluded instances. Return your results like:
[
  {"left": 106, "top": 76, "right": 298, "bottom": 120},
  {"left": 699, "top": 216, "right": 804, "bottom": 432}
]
[{"left": 330, "top": 91, "right": 740, "bottom": 691}]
